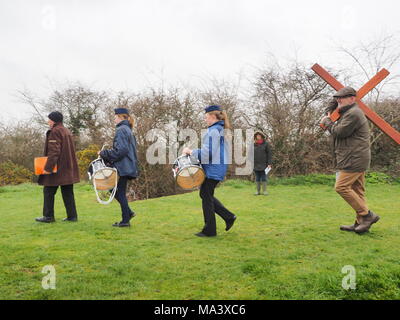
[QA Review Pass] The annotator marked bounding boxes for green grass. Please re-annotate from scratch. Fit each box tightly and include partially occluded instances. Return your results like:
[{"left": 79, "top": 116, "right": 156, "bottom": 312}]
[{"left": 0, "top": 179, "right": 399, "bottom": 300}]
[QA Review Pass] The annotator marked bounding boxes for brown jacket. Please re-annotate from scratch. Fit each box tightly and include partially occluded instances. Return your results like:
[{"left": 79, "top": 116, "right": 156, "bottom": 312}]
[
  {"left": 328, "top": 103, "right": 371, "bottom": 172},
  {"left": 38, "top": 123, "right": 80, "bottom": 187}
]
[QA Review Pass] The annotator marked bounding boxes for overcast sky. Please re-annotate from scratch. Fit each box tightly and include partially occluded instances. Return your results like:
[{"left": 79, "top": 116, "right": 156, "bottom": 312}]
[{"left": 1, "top": 0, "right": 399, "bottom": 123}]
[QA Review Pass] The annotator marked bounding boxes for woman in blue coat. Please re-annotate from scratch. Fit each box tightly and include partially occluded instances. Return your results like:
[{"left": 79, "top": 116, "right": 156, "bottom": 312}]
[
  {"left": 183, "top": 105, "right": 237, "bottom": 237},
  {"left": 100, "top": 108, "right": 139, "bottom": 227}
]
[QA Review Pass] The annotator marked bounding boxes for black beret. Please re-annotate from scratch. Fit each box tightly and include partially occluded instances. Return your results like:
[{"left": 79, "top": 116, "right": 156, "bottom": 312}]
[{"left": 48, "top": 111, "right": 63, "bottom": 123}]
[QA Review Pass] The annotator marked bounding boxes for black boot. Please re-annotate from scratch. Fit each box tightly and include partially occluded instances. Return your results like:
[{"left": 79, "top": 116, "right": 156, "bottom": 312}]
[
  {"left": 63, "top": 217, "right": 78, "bottom": 222},
  {"left": 112, "top": 222, "right": 131, "bottom": 228},
  {"left": 195, "top": 232, "right": 216, "bottom": 238},
  {"left": 35, "top": 216, "right": 55, "bottom": 223}
]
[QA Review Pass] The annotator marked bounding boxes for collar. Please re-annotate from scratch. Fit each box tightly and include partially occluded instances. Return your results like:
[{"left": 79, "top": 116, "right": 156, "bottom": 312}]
[
  {"left": 208, "top": 120, "right": 224, "bottom": 129},
  {"left": 116, "top": 120, "right": 130, "bottom": 128},
  {"left": 47, "top": 122, "right": 63, "bottom": 134},
  {"left": 339, "top": 103, "right": 356, "bottom": 114}
]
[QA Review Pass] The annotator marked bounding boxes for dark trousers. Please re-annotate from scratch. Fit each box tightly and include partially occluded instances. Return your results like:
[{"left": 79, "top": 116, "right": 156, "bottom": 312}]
[
  {"left": 114, "top": 176, "right": 133, "bottom": 223},
  {"left": 43, "top": 185, "right": 78, "bottom": 219},
  {"left": 199, "top": 178, "right": 235, "bottom": 236},
  {"left": 254, "top": 170, "right": 267, "bottom": 182}
]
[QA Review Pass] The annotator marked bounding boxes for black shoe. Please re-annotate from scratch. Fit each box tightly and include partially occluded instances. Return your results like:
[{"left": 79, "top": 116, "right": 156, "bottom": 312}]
[
  {"left": 225, "top": 215, "right": 237, "bottom": 231},
  {"left": 35, "top": 217, "right": 55, "bottom": 223},
  {"left": 129, "top": 211, "right": 136, "bottom": 221},
  {"left": 195, "top": 232, "right": 216, "bottom": 238},
  {"left": 112, "top": 222, "right": 131, "bottom": 228},
  {"left": 63, "top": 217, "right": 78, "bottom": 222}
]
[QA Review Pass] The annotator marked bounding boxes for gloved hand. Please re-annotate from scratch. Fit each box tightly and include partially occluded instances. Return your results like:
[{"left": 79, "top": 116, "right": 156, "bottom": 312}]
[
  {"left": 320, "top": 116, "right": 333, "bottom": 130},
  {"left": 325, "top": 99, "right": 338, "bottom": 115}
]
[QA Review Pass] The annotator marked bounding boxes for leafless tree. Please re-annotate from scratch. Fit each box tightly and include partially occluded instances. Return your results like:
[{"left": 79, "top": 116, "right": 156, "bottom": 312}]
[
  {"left": 338, "top": 33, "right": 400, "bottom": 103},
  {"left": 18, "top": 83, "right": 110, "bottom": 148},
  {"left": 337, "top": 32, "right": 400, "bottom": 170},
  {"left": 247, "top": 60, "right": 334, "bottom": 175}
]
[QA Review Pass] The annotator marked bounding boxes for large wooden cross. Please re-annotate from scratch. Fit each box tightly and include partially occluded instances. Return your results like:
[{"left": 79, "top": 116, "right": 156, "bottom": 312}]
[{"left": 312, "top": 63, "right": 400, "bottom": 145}]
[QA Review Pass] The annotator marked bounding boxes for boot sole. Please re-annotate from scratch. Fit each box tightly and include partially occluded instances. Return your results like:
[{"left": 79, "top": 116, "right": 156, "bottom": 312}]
[
  {"left": 340, "top": 227, "right": 356, "bottom": 232},
  {"left": 354, "top": 215, "right": 380, "bottom": 234}
]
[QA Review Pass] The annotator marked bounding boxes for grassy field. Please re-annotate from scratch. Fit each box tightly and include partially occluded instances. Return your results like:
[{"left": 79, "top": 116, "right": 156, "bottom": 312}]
[{"left": 0, "top": 179, "right": 399, "bottom": 300}]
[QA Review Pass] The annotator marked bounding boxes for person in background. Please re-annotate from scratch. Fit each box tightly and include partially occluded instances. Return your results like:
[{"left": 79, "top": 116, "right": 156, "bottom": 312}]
[
  {"left": 321, "top": 87, "right": 380, "bottom": 234},
  {"left": 252, "top": 131, "right": 272, "bottom": 196},
  {"left": 100, "top": 108, "right": 139, "bottom": 228},
  {"left": 183, "top": 105, "right": 236, "bottom": 238},
  {"left": 36, "top": 111, "right": 80, "bottom": 223}
]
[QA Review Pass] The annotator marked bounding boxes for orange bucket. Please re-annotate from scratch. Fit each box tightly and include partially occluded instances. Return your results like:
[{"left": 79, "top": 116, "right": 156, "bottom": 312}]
[{"left": 34, "top": 157, "right": 58, "bottom": 175}]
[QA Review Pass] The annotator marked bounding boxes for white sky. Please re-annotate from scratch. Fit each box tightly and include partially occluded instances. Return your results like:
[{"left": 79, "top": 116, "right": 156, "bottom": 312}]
[{"left": 1, "top": 0, "right": 399, "bottom": 123}]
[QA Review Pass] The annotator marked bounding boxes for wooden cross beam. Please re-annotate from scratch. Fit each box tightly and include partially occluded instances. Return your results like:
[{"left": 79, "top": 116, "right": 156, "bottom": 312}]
[{"left": 312, "top": 63, "right": 400, "bottom": 145}]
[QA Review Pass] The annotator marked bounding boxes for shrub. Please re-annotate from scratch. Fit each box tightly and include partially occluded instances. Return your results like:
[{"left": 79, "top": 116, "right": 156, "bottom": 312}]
[
  {"left": 268, "top": 174, "right": 336, "bottom": 186},
  {"left": 365, "top": 172, "right": 393, "bottom": 184},
  {"left": 76, "top": 144, "right": 100, "bottom": 180},
  {"left": 242, "top": 172, "right": 397, "bottom": 187},
  {"left": 0, "top": 161, "right": 32, "bottom": 186}
]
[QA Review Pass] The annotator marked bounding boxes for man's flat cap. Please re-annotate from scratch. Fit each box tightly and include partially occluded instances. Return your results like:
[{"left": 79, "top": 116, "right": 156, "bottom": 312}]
[{"left": 333, "top": 87, "right": 357, "bottom": 98}]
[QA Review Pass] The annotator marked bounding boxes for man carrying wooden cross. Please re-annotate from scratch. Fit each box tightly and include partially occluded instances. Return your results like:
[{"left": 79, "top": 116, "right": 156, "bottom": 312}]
[{"left": 321, "top": 87, "right": 380, "bottom": 234}]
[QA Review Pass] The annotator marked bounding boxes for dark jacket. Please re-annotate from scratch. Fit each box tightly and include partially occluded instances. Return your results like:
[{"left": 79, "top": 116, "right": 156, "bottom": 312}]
[
  {"left": 38, "top": 123, "right": 80, "bottom": 187},
  {"left": 100, "top": 120, "right": 139, "bottom": 178},
  {"left": 328, "top": 103, "right": 371, "bottom": 172},
  {"left": 252, "top": 140, "right": 272, "bottom": 171},
  {"left": 191, "top": 120, "right": 228, "bottom": 181}
]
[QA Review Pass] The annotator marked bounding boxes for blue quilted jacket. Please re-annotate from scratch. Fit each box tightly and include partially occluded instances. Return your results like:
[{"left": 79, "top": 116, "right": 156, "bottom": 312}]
[
  {"left": 100, "top": 120, "right": 139, "bottom": 178},
  {"left": 191, "top": 121, "right": 229, "bottom": 181}
]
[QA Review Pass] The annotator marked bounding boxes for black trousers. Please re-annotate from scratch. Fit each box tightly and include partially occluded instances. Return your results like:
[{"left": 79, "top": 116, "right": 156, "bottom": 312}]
[
  {"left": 43, "top": 185, "right": 78, "bottom": 219},
  {"left": 199, "top": 178, "right": 235, "bottom": 236},
  {"left": 254, "top": 170, "right": 267, "bottom": 182},
  {"left": 114, "top": 176, "right": 133, "bottom": 223}
]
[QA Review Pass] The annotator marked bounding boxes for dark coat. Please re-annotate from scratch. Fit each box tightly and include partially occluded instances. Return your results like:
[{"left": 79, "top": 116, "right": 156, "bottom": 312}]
[
  {"left": 252, "top": 141, "right": 272, "bottom": 171},
  {"left": 100, "top": 120, "right": 139, "bottom": 179},
  {"left": 38, "top": 123, "right": 80, "bottom": 187},
  {"left": 328, "top": 103, "right": 371, "bottom": 172}
]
